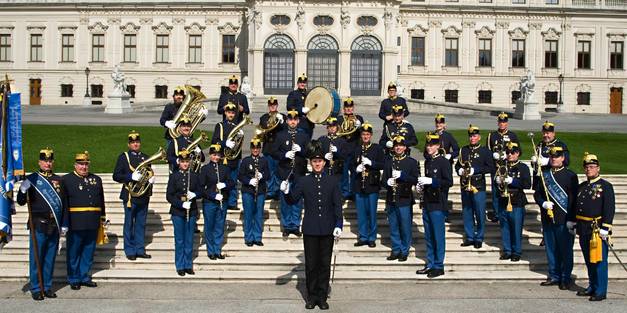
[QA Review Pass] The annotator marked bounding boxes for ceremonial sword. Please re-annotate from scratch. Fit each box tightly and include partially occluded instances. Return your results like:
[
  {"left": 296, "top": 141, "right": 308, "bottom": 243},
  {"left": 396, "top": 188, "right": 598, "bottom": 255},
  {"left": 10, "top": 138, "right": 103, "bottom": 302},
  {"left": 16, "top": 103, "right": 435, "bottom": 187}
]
[
  {"left": 331, "top": 237, "right": 339, "bottom": 283},
  {"left": 606, "top": 237, "right": 627, "bottom": 272}
]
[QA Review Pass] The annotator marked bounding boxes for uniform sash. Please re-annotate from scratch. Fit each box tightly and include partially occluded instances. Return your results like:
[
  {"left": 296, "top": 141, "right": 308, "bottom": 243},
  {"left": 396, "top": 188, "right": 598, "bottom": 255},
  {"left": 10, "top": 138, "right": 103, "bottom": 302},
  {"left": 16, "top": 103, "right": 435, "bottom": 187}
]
[
  {"left": 28, "top": 173, "right": 63, "bottom": 231},
  {"left": 542, "top": 169, "right": 568, "bottom": 214}
]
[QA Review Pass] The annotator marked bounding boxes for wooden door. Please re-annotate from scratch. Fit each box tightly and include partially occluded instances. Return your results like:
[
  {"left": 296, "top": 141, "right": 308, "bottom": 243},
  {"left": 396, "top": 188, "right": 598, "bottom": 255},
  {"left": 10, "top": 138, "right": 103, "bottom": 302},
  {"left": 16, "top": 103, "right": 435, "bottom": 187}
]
[
  {"left": 610, "top": 87, "right": 622, "bottom": 114},
  {"left": 29, "top": 79, "right": 41, "bottom": 105}
]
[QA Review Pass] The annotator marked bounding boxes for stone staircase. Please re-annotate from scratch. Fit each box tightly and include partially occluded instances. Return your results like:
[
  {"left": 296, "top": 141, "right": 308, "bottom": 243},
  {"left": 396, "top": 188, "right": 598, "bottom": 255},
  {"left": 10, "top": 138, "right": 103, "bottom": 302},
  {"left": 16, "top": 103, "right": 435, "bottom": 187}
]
[{"left": 1, "top": 164, "right": 626, "bottom": 283}]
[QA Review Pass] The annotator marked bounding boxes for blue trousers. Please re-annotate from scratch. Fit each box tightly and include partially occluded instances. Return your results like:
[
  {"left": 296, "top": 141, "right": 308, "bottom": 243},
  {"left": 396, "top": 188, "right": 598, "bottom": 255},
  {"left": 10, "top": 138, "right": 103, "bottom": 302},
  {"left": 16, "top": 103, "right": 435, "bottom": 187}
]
[
  {"left": 202, "top": 201, "right": 227, "bottom": 255},
  {"left": 29, "top": 228, "right": 59, "bottom": 293},
  {"left": 171, "top": 214, "right": 196, "bottom": 270},
  {"left": 280, "top": 181, "right": 302, "bottom": 231},
  {"left": 542, "top": 220, "right": 574, "bottom": 283},
  {"left": 490, "top": 178, "right": 500, "bottom": 216},
  {"left": 228, "top": 162, "right": 240, "bottom": 208},
  {"left": 242, "top": 192, "right": 265, "bottom": 243},
  {"left": 461, "top": 190, "right": 486, "bottom": 243},
  {"left": 499, "top": 206, "right": 525, "bottom": 256},
  {"left": 123, "top": 202, "right": 148, "bottom": 257},
  {"left": 443, "top": 188, "right": 450, "bottom": 219},
  {"left": 387, "top": 205, "right": 412, "bottom": 256},
  {"left": 579, "top": 233, "right": 609, "bottom": 297},
  {"left": 423, "top": 209, "right": 446, "bottom": 269},
  {"left": 355, "top": 192, "right": 378, "bottom": 243},
  {"left": 341, "top": 160, "right": 353, "bottom": 199},
  {"left": 265, "top": 155, "right": 280, "bottom": 198},
  {"left": 66, "top": 229, "right": 97, "bottom": 284}
]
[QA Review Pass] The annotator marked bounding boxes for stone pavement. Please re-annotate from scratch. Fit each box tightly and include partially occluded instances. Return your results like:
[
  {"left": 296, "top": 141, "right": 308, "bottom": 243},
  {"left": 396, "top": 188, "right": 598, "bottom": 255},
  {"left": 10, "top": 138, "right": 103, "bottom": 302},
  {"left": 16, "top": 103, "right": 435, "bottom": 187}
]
[{"left": 0, "top": 281, "right": 625, "bottom": 313}]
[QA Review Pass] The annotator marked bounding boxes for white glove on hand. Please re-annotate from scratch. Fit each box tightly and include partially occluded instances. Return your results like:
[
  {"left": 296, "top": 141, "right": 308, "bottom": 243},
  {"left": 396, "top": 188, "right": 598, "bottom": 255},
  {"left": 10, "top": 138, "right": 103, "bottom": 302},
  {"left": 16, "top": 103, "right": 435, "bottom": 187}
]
[
  {"left": 61, "top": 227, "right": 68, "bottom": 236},
  {"left": 307, "top": 163, "right": 312, "bottom": 173},
  {"left": 356, "top": 164, "right": 365, "bottom": 173},
  {"left": 285, "top": 150, "right": 296, "bottom": 160},
  {"left": 392, "top": 170, "right": 401, "bottom": 179},
  {"left": 216, "top": 182, "right": 226, "bottom": 190},
  {"left": 238, "top": 130, "right": 244, "bottom": 137},
  {"left": 182, "top": 201, "right": 191, "bottom": 210},
  {"left": 214, "top": 193, "right": 224, "bottom": 201},
  {"left": 542, "top": 201, "right": 554, "bottom": 210},
  {"left": 256, "top": 172, "right": 263, "bottom": 180},
  {"left": 504, "top": 177, "right": 513, "bottom": 184},
  {"left": 19, "top": 180, "right": 31, "bottom": 193},
  {"left": 333, "top": 227, "right": 342, "bottom": 238},
  {"left": 148, "top": 176, "right": 156, "bottom": 185},
  {"left": 280, "top": 180, "right": 290, "bottom": 194},
  {"left": 495, "top": 176, "right": 504, "bottom": 184},
  {"left": 165, "top": 120, "right": 176, "bottom": 129},
  {"left": 362, "top": 157, "right": 372, "bottom": 166},
  {"left": 201, "top": 108, "right": 209, "bottom": 117},
  {"left": 500, "top": 153, "right": 507, "bottom": 160},
  {"left": 539, "top": 156, "right": 550, "bottom": 166},
  {"left": 418, "top": 177, "right": 433, "bottom": 185},
  {"left": 325, "top": 152, "right": 333, "bottom": 161},
  {"left": 226, "top": 140, "right": 236, "bottom": 149},
  {"left": 445, "top": 154, "right": 452, "bottom": 160},
  {"left": 387, "top": 178, "right": 396, "bottom": 187},
  {"left": 194, "top": 146, "right": 202, "bottom": 154},
  {"left": 531, "top": 156, "right": 538, "bottom": 164},
  {"left": 301, "top": 107, "right": 310, "bottom": 114},
  {"left": 186, "top": 191, "right": 196, "bottom": 200},
  {"left": 292, "top": 144, "right": 301, "bottom": 152},
  {"left": 354, "top": 120, "right": 362, "bottom": 128},
  {"left": 131, "top": 171, "right": 142, "bottom": 182},
  {"left": 493, "top": 152, "right": 500, "bottom": 160},
  {"left": 458, "top": 168, "right": 465, "bottom": 176},
  {"left": 249, "top": 178, "right": 258, "bottom": 187},
  {"left": 469, "top": 168, "right": 475, "bottom": 176},
  {"left": 386, "top": 140, "right": 393, "bottom": 149},
  {"left": 330, "top": 145, "right": 338, "bottom": 153},
  {"left": 566, "top": 221, "right": 576, "bottom": 236},
  {"left": 599, "top": 229, "right": 609, "bottom": 240},
  {"left": 276, "top": 114, "right": 284, "bottom": 123}
]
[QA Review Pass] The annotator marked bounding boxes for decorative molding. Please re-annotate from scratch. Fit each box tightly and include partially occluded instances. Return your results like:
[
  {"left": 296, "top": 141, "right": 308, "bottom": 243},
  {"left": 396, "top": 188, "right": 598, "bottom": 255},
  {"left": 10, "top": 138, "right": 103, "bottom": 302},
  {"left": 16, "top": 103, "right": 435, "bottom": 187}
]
[
  {"left": 152, "top": 22, "right": 173, "bottom": 34},
  {"left": 407, "top": 24, "right": 428, "bottom": 37},
  {"left": 184, "top": 22, "right": 206, "bottom": 34},
  {"left": 607, "top": 32, "right": 627, "bottom": 41},
  {"left": 575, "top": 83, "right": 592, "bottom": 93},
  {"left": 495, "top": 21, "right": 510, "bottom": 30},
  {"left": 476, "top": 81, "right": 493, "bottom": 91},
  {"left": 120, "top": 22, "right": 140, "bottom": 34},
  {"left": 574, "top": 32, "right": 595, "bottom": 41},
  {"left": 218, "top": 22, "right": 240, "bottom": 35},
  {"left": 59, "top": 76, "right": 74, "bottom": 84},
  {"left": 88, "top": 22, "right": 109, "bottom": 33},
  {"left": 58, "top": 26, "right": 78, "bottom": 33},
  {"left": 172, "top": 17, "right": 185, "bottom": 26},
  {"left": 462, "top": 21, "right": 476, "bottom": 29},
  {"left": 139, "top": 17, "right": 153, "bottom": 25},
  {"left": 428, "top": 20, "right": 442, "bottom": 29},
  {"left": 508, "top": 27, "right": 528, "bottom": 39},
  {"left": 396, "top": 14, "right": 407, "bottom": 28},
  {"left": 528, "top": 22, "right": 543, "bottom": 31},
  {"left": 79, "top": 17, "right": 89, "bottom": 25},
  {"left": 206, "top": 17, "right": 219, "bottom": 26},
  {"left": 542, "top": 82, "right": 559, "bottom": 92},
  {"left": 383, "top": 6, "right": 394, "bottom": 29},
  {"left": 443, "top": 81, "right": 459, "bottom": 91},
  {"left": 441, "top": 25, "right": 462, "bottom": 37},
  {"left": 26, "top": 25, "right": 46, "bottom": 33},
  {"left": 246, "top": 5, "right": 262, "bottom": 30},
  {"left": 475, "top": 26, "right": 495, "bottom": 39},
  {"left": 295, "top": 1, "right": 305, "bottom": 30},
  {"left": 541, "top": 27, "right": 561, "bottom": 40},
  {"left": 0, "top": 26, "right": 15, "bottom": 31},
  {"left": 152, "top": 77, "right": 169, "bottom": 86},
  {"left": 107, "top": 17, "right": 121, "bottom": 25},
  {"left": 340, "top": 8, "right": 351, "bottom": 29}
]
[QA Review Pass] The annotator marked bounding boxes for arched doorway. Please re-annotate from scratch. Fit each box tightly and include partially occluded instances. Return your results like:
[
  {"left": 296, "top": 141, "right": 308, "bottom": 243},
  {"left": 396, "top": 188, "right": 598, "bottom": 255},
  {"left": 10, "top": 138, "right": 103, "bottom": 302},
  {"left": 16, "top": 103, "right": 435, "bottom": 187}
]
[
  {"left": 350, "top": 36, "right": 382, "bottom": 96},
  {"left": 307, "top": 35, "right": 339, "bottom": 90},
  {"left": 264, "top": 34, "right": 295, "bottom": 94}
]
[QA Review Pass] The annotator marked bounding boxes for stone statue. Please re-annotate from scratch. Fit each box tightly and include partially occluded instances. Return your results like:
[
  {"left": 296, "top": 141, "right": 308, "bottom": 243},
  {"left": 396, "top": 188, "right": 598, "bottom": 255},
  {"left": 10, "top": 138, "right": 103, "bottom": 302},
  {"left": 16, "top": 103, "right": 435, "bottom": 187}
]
[
  {"left": 394, "top": 79, "right": 405, "bottom": 98},
  {"left": 240, "top": 76, "right": 254, "bottom": 105},
  {"left": 340, "top": 7, "right": 351, "bottom": 29},
  {"left": 514, "top": 69, "right": 540, "bottom": 120},
  {"left": 110, "top": 64, "right": 129, "bottom": 97},
  {"left": 519, "top": 69, "right": 536, "bottom": 103}
]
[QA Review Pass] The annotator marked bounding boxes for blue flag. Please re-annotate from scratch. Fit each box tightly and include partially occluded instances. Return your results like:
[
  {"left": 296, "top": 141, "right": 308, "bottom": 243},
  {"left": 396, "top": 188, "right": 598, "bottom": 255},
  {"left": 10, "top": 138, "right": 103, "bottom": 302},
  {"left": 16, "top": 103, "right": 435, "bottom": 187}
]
[{"left": 0, "top": 88, "right": 22, "bottom": 244}]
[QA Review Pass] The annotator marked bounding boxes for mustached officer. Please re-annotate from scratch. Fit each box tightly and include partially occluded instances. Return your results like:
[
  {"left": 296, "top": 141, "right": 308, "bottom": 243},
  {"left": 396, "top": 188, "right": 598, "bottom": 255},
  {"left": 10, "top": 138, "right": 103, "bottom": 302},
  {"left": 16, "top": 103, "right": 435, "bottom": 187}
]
[
  {"left": 113, "top": 131, "right": 153, "bottom": 261},
  {"left": 62, "top": 151, "right": 106, "bottom": 290},
  {"left": 379, "top": 81, "right": 409, "bottom": 125},
  {"left": 17, "top": 148, "right": 66, "bottom": 300},
  {"left": 572, "top": 153, "right": 615, "bottom": 301},
  {"left": 495, "top": 142, "right": 531, "bottom": 262},
  {"left": 318, "top": 116, "right": 348, "bottom": 177},
  {"left": 238, "top": 139, "right": 270, "bottom": 246},
  {"left": 379, "top": 105, "right": 417, "bottom": 157},
  {"left": 416, "top": 133, "right": 453, "bottom": 278},
  {"left": 218, "top": 75, "right": 250, "bottom": 123},
  {"left": 287, "top": 73, "right": 314, "bottom": 139},
  {"left": 432, "top": 114, "right": 459, "bottom": 223},
  {"left": 353, "top": 122, "right": 385, "bottom": 248},
  {"left": 533, "top": 146, "right": 578, "bottom": 290},
  {"left": 212, "top": 102, "right": 242, "bottom": 211}
]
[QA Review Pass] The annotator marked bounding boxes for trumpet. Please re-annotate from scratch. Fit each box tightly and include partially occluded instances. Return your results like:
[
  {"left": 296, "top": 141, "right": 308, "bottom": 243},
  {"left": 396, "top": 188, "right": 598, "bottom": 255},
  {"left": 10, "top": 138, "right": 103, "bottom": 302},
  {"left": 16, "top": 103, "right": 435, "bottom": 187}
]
[{"left": 128, "top": 147, "right": 166, "bottom": 197}]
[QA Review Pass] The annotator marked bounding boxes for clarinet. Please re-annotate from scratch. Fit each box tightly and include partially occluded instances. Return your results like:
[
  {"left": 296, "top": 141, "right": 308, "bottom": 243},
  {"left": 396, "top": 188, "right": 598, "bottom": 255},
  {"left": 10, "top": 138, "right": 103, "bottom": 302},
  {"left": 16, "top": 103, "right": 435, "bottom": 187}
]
[
  {"left": 328, "top": 135, "right": 336, "bottom": 175},
  {"left": 253, "top": 157, "right": 259, "bottom": 198},
  {"left": 392, "top": 156, "right": 399, "bottom": 204},
  {"left": 287, "top": 129, "right": 297, "bottom": 181},
  {"left": 215, "top": 162, "right": 223, "bottom": 209},
  {"left": 360, "top": 143, "right": 368, "bottom": 191}
]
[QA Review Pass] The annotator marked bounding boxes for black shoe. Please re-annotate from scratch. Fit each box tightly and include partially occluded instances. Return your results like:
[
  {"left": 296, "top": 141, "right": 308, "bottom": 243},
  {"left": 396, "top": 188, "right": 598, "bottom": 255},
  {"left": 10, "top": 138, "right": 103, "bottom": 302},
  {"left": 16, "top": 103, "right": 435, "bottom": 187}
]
[
  {"left": 539, "top": 239, "right": 545, "bottom": 247},
  {"left": 254, "top": 241, "right": 264, "bottom": 246},
  {"left": 368, "top": 242, "right": 376, "bottom": 248},
  {"left": 293, "top": 230, "right": 302, "bottom": 237},
  {"left": 318, "top": 301, "right": 329, "bottom": 310},
  {"left": 354, "top": 240, "right": 368, "bottom": 247},
  {"left": 510, "top": 255, "right": 521, "bottom": 262},
  {"left": 44, "top": 290, "right": 57, "bottom": 298},
  {"left": 540, "top": 279, "right": 559, "bottom": 286},
  {"left": 126, "top": 255, "right": 136, "bottom": 261},
  {"left": 473, "top": 242, "right": 482, "bottom": 249},
  {"left": 136, "top": 253, "right": 152, "bottom": 259},
  {"left": 386, "top": 253, "right": 399, "bottom": 261},
  {"left": 398, "top": 255, "right": 408, "bottom": 262},
  {"left": 185, "top": 268, "right": 195, "bottom": 275},
  {"left": 70, "top": 283, "right": 81, "bottom": 290},
  {"left": 217, "top": 254, "right": 225, "bottom": 259},
  {"left": 461, "top": 240, "right": 474, "bottom": 247},
  {"left": 177, "top": 270, "right": 186, "bottom": 276},
  {"left": 427, "top": 269, "right": 445, "bottom": 278},
  {"left": 282, "top": 231, "right": 289, "bottom": 237},
  {"left": 245, "top": 242, "right": 254, "bottom": 247},
  {"left": 589, "top": 295, "right": 606, "bottom": 301},
  {"left": 487, "top": 212, "right": 498, "bottom": 223},
  {"left": 499, "top": 254, "right": 511, "bottom": 260},
  {"left": 444, "top": 217, "right": 450, "bottom": 223},
  {"left": 416, "top": 267, "right": 431, "bottom": 275},
  {"left": 81, "top": 281, "right": 97, "bottom": 288},
  {"left": 577, "top": 290, "right": 593, "bottom": 297},
  {"left": 305, "top": 301, "right": 316, "bottom": 310},
  {"left": 194, "top": 228, "right": 200, "bottom": 233},
  {"left": 559, "top": 282, "right": 571, "bottom": 290},
  {"left": 31, "top": 292, "right": 44, "bottom": 301},
  {"left": 209, "top": 255, "right": 217, "bottom": 260}
]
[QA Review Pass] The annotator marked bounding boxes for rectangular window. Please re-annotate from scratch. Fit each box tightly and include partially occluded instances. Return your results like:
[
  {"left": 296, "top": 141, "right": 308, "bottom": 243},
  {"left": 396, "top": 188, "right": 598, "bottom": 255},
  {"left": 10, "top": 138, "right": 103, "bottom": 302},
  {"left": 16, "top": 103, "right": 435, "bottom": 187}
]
[
  {"left": 91, "top": 84, "right": 103, "bottom": 98},
  {"left": 411, "top": 37, "right": 425, "bottom": 66},
  {"left": 30, "top": 34, "right": 43, "bottom": 62},
  {"left": 546, "top": 0, "right": 559, "bottom": 3},
  {"left": 124, "top": 34, "right": 137, "bottom": 63},
  {"left": 610, "top": 41, "right": 624, "bottom": 70},
  {"left": 188, "top": 35, "right": 202, "bottom": 63},
  {"left": 92, "top": 34, "right": 105, "bottom": 62},
  {"left": 445, "top": 89, "right": 458, "bottom": 103},
  {"left": 478, "top": 90, "right": 492, "bottom": 104},
  {"left": 511, "top": 91, "right": 521, "bottom": 104},
  {"left": 155, "top": 85, "right": 168, "bottom": 99},
  {"left": 222, "top": 34, "right": 236, "bottom": 63},
  {"left": 478, "top": 39, "right": 492, "bottom": 67},
  {"left": 61, "top": 84, "right": 73, "bottom": 97},
  {"left": 512, "top": 0, "right": 526, "bottom": 3},
  {"left": 577, "top": 92, "right": 590, "bottom": 105},
  {"left": 126, "top": 85, "right": 136, "bottom": 98},
  {"left": 545, "top": 91, "right": 558, "bottom": 104},
  {"left": 544, "top": 40, "right": 558, "bottom": 68},
  {"left": 577, "top": 40, "right": 591, "bottom": 69},
  {"left": 0, "top": 34, "right": 10, "bottom": 62},
  {"left": 512, "top": 39, "right": 526, "bottom": 67},
  {"left": 410, "top": 89, "right": 424, "bottom": 100},
  {"left": 445, "top": 38, "right": 458, "bottom": 67},
  {"left": 155, "top": 34, "right": 169, "bottom": 63},
  {"left": 61, "top": 34, "right": 74, "bottom": 62}
]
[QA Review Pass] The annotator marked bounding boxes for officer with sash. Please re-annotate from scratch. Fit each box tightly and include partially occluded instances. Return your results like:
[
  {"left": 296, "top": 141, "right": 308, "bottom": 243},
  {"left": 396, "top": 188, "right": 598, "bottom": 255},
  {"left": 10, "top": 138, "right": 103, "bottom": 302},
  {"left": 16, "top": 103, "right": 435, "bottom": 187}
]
[
  {"left": 166, "top": 149, "right": 202, "bottom": 275},
  {"left": 166, "top": 115, "right": 205, "bottom": 172},
  {"left": 287, "top": 73, "right": 314, "bottom": 139},
  {"left": 217, "top": 75, "right": 250, "bottom": 123},
  {"left": 276, "top": 110, "right": 309, "bottom": 237},
  {"left": 280, "top": 141, "right": 343, "bottom": 310},
  {"left": 487, "top": 112, "right": 520, "bottom": 223},
  {"left": 382, "top": 136, "right": 420, "bottom": 262},
  {"left": 112, "top": 131, "right": 154, "bottom": 260},
  {"left": 416, "top": 133, "right": 453, "bottom": 278},
  {"left": 495, "top": 142, "right": 531, "bottom": 262},
  {"left": 533, "top": 146, "right": 579, "bottom": 290},
  {"left": 212, "top": 102, "right": 242, "bottom": 211},
  {"left": 337, "top": 97, "right": 364, "bottom": 200},
  {"left": 432, "top": 114, "right": 458, "bottom": 223},
  {"left": 318, "top": 116, "right": 348, "bottom": 177},
  {"left": 378, "top": 82, "right": 409, "bottom": 126},
  {"left": 380, "top": 105, "right": 417, "bottom": 157},
  {"left": 258, "top": 97, "right": 286, "bottom": 199},
  {"left": 17, "top": 148, "right": 66, "bottom": 300},
  {"left": 160, "top": 86, "right": 185, "bottom": 144},
  {"left": 352, "top": 122, "right": 384, "bottom": 248},
  {"left": 62, "top": 151, "right": 106, "bottom": 290},
  {"left": 572, "top": 153, "right": 615, "bottom": 301},
  {"left": 199, "top": 144, "right": 235, "bottom": 259},
  {"left": 455, "top": 125, "right": 494, "bottom": 249},
  {"left": 238, "top": 139, "right": 270, "bottom": 246}
]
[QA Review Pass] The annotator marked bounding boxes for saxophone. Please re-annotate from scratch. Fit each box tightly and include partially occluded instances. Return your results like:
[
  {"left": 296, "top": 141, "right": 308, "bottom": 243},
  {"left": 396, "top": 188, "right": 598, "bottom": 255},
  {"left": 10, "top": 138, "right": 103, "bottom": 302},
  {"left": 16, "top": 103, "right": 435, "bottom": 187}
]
[
  {"left": 187, "top": 132, "right": 209, "bottom": 173},
  {"left": 224, "top": 114, "right": 253, "bottom": 161},
  {"left": 128, "top": 147, "right": 167, "bottom": 197},
  {"left": 168, "top": 85, "right": 207, "bottom": 139}
]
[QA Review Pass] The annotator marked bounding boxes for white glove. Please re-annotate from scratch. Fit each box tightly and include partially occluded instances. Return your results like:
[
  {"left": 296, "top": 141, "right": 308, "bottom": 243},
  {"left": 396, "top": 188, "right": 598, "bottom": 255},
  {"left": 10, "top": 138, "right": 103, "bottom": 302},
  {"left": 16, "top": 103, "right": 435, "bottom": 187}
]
[
  {"left": 500, "top": 153, "right": 507, "bottom": 160},
  {"left": 445, "top": 154, "right": 452, "bottom": 160},
  {"left": 356, "top": 164, "right": 365, "bottom": 173},
  {"left": 249, "top": 178, "right": 258, "bottom": 187},
  {"left": 539, "top": 156, "right": 550, "bottom": 166},
  {"left": 333, "top": 227, "right": 342, "bottom": 238},
  {"left": 325, "top": 152, "right": 333, "bottom": 161},
  {"left": 256, "top": 172, "right": 263, "bottom": 180},
  {"left": 238, "top": 130, "right": 244, "bottom": 137},
  {"left": 418, "top": 177, "right": 433, "bottom": 185},
  {"left": 386, "top": 140, "right": 393, "bottom": 148},
  {"left": 61, "top": 227, "right": 68, "bottom": 236},
  {"left": 307, "top": 163, "right": 313, "bottom": 173},
  {"left": 216, "top": 182, "right": 226, "bottom": 190},
  {"left": 186, "top": 191, "right": 196, "bottom": 200},
  {"left": 201, "top": 108, "right": 209, "bottom": 117},
  {"left": 19, "top": 180, "right": 31, "bottom": 193},
  {"left": 280, "top": 180, "right": 290, "bottom": 194},
  {"left": 285, "top": 150, "right": 296, "bottom": 160},
  {"left": 165, "top": 120, "right": 176, "bottom": 129},
  {"left": 542, "top": 201, "right": 554, "bottom": 210},
  {"left": 182, "top": 201, "right": 191, "bottom": 209},
  {"left": 276, "top": 114, "right": 284, "bottom": 123},
  {"left": 214, "top": 193, "right": 223, "bottom": 201},
  {"left": 599, "top": 229, "right": 609, "bottom": 241},
  {"left": 131, "top": 171, "right": 142, "bottom": 182},
  {"left": 194, "top": 146, "right": 202, "bottom": 154},
  {"left": 392, "top": 170, "right": 401, "bottom": 179},
  {"left": 566, "top": 221, "right": 576, "bottom": 230},
  {"left": 301, "top": 106, "right": 310, "bottom": 114},
  {"left": 531, "top": 155, "right": 538, "bottom": 164},
  {"left": 292, "top": 144, "right": 301, "bottom": 152},
  {"left": 330, "top": 145, "right": 337, "bottom": 153},
  {"left": 387, "top": 178, "right": 396, "bottom": 187},
  {"left": 362, "top": 157, "right": 372, "bottom": 166},
  {"left": 492, "top": 152, "right": 500, "bottom": 160},
  {"left": 504, "top": 177, "right": 513, "bottom": 184},
  {"left": 226, "top": 140, "right": 236, "bottom": 149},
  {"left": 469, "top": 168, "right": 475, "bottom": 175},
  {"left": 148, "top": 176, "right": 156, "bottom": 185},
  {"left": 354, "top": 120, "right": 362, "bottom": 128},
  {"left": 458, "top": 168, "right": 465, "bottom": 176}
]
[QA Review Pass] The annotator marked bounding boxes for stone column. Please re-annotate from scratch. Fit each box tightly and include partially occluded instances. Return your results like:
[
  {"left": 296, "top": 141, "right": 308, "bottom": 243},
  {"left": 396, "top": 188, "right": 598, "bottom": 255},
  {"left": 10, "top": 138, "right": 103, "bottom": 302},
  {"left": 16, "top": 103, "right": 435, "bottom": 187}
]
[
  {"left": 462, "top": 21, "right": 475, "bottom": 74},
  {"left": 428, "top": 20, "right": 442, "bottom": 72},
  {"left": 528, "top": 22, "right": 543, "bottom": 75},
  {"left": 495, "top": 21, "right": 509, "bottom": 76},
  {"left": 338, "top": 49, "right": 351, "bottom": 96}
]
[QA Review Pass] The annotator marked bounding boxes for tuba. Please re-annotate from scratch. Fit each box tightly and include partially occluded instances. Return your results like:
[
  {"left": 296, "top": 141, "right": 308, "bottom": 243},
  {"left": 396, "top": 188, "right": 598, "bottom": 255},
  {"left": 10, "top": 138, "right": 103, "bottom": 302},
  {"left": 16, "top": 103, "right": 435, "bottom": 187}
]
[
  {"left": 128, "top": 147, "right": 167, "bottom": 197},
  {"left": 224, "top": 114, "right": 253, "bottom": 160},
  {"left": 168, "top": 85, "right": 207, "bottom": 139},
  {"left": 186, "top": 131, "right": 209, "bottom": 172},
  {"left": 336, "top": 115, "right": 359, "bottom": 137},
  {"left": 254, "top": 112, "right": 280, "bottom": 141}
]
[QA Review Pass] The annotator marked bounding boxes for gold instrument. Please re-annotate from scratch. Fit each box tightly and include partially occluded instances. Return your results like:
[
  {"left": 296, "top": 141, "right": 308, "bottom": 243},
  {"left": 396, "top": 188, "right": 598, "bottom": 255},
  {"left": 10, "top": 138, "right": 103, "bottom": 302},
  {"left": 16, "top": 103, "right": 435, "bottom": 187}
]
[
  {"left": 128, "top": 147, "right": 167, "bottom": 197},
  {"left": 224, "top": 114, "right": 253, "bottom": 161},
  {"left": 186, "top": 132, "right": 209, "bottom": 172},
  {"left": 254, "top": 112, "right": 280, "bottom": 141},
  {"left": 459, "top": 150, "right": 478, "bottom": 194},
  {"left": 493, "top": 142, "right": 512, "bottom": 212},
  {"left": 528, "top": 132, "right": 554, "bottom": 222},
  {"left": 168, "top": 85, "right": 207, "bottom": 139},
  {"left": 337, "top": 115, "right": 359, "bottom": 137}
]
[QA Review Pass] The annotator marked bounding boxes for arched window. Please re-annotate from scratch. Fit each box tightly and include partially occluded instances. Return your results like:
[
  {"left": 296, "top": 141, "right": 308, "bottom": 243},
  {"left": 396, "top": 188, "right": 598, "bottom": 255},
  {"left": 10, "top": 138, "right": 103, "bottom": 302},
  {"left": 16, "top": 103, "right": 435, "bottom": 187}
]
[
  {"left": 264, "top": 34, "right": 295, "bottom": 94},
  {"left": 307, "top": 35, "right": 339, "bottom": 89},
  {"left": 350, "top": 36, "right": 382, "bottom": 96}
]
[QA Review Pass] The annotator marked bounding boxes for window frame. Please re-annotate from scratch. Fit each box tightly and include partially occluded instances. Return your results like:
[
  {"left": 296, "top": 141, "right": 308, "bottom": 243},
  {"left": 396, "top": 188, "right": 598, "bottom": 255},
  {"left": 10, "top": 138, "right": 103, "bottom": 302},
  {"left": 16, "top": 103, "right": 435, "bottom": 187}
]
[
  {"left": 577, "top": 92, "right": 591, "bottom": 105},
  {"left": 91, "top": 34, "right": 105, "bottom": 63},
  {"left": 61, "top": 34, "right": 74, "bottom": 62},
  {"left": 478, "top": 90, "right": 492, "bottom": 104},
  {"left": 511, "top": 39, "right": 526, "bottom": 68},
  {"left": 577, "top": 40, "right": 591, "bottom": 69},
  {"left": 123, "top": 34, "right": 137, "bottom": 63},
  {"left": 478, "top": 38, "right": 492, "bottom": 67},
  {"left": 610, "top": 41, "right": 624, "bottom": 70},
  {"left": 0, "top": 34, "right": 11, "bottom": 62},
  {"left": 222, "top": 34, "right": 236, "bottom": 64},
  {"left": 61, "top": 84, "right": 73, "bottom": 97},
  {"left": 544, "top": 40, "right": 558, "bottom": 69},
  {"left": 444, "top": 38, "right": 459, "bottom": 67},
  {"left": 444, "top": 89, "right": 458, "bottom": 103},
  {"left": 30, "top": 34, "right": 43, "bottom": 62},
  {"left": 155, "top": 34, "right": 169, "bottom": 63},
  {"left": 188, "top": 34, "right": 202, "bottom": 64},
  {"left": 410, "top": 36, "right": 425, "bottom": 66}
]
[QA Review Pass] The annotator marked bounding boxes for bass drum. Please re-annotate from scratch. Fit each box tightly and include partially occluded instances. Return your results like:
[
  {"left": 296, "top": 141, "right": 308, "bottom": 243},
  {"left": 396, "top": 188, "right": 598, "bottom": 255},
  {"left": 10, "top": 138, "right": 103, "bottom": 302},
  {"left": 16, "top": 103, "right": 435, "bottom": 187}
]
[{"left": 304, "top": 86, "right": 341, "bottom": 124}]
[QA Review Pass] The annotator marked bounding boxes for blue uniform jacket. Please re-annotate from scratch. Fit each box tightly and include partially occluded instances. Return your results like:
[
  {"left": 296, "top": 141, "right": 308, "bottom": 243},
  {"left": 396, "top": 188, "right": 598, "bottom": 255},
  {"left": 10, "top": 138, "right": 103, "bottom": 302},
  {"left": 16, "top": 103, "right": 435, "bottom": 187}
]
[
  {"left": 422, "top": 154, "right": 453, "bottom": 211},
  {"left": 533, "top": 166, "right": 579, "bottom": 225},
  {"left": 455, "top": 144, "right": 494, "bottom": 191},
  {"left": 112, "top": 150, "right": 152, "bottom": 206},
  {"left": 382, "top": 155, "right": 420, "bottom": 206},
  {"left": 217, "top": 91, "right": 250, "bottom": 123},
  {"left": 61, "top": 172, "right": 106, "bottom": 231},
  {"left": 166, "top": 170, "right": 202, "bottom": 217},
  {"left": 352, "top": 142, "right": 385, "bottom": 194},
  {"left": 198, "top": 161, "right": 235, "bottom": 204},
  {"left": 573, "top": 177, "right": 615, "bottom": 235},
  {"left": 238, "top": 155, "right": 270, "bottom": 195}
]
